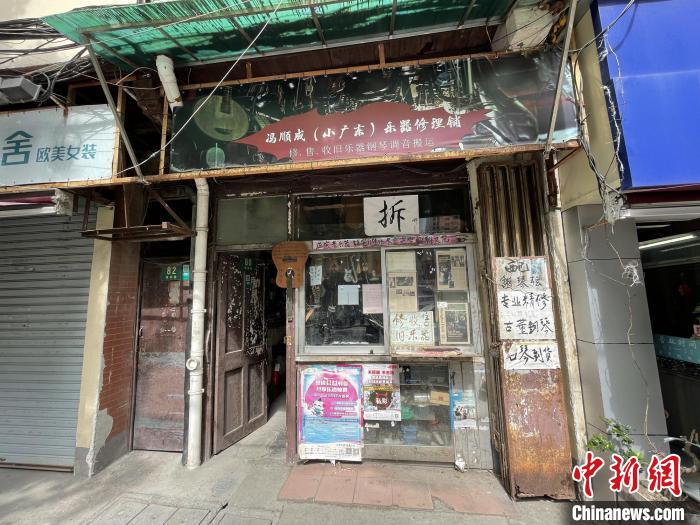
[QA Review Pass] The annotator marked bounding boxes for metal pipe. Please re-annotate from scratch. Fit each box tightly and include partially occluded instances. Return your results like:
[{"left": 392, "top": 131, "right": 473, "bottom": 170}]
[
  {"left": 544, "top": 0, "right": 578, "bottom": 157},
  {"left": 186, "top": 178, "right": 209, "bottom": 469},
  {"left": 83, "top": 37, "right": 146, "bottom": 182}
]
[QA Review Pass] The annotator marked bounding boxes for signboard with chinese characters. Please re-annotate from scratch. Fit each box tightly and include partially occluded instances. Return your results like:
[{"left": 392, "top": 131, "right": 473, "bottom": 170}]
[
  {"left": 364, "top": 195, "right": 419, "bottom": 236},
  {"left": 503, "top": 342, "right": 560, "bottom": 370},
  {"left": 390, "top": 312, "right": 435, "bottom": 346},
  {"left": 170, "top": 50, "right": 578, "bottom": 171},
  {"left": 311, "top": 234, "right": 458, "bottom": 251},
  {"left": 494, "top": 257, "right": 555, "bottom": 341},
  {"left": 298, "top": 364, "right": 363, "bottom": 462},
  {"left": 0, "top": 105, "right": 116, "bottom": 185}
]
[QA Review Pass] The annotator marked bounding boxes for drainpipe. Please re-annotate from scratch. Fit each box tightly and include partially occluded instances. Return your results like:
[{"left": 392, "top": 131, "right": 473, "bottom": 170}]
[{"left": 186, "top": 178, "right": 209, "bottom": 469}]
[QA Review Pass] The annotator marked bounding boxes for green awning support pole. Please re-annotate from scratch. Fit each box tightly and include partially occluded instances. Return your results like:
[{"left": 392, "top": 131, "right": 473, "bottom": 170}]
[{"left": 83, "top": 36, "right": 147, "bottom": 183}]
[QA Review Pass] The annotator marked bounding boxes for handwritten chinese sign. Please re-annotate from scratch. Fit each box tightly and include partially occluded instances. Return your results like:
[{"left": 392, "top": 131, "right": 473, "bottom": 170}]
[
  {"left": 494, "top": 257, "right": 556, "bottom": 341},
  {"left": 0, "top": 105, "right": 116, "bottom": 185},
  {"left": 364, "top": 195, "right": 419, "bottom": 236},
  {"left": 503, "top": 342, "right": 560, "bottom": 370},
  {"left": 390, "top": 312, "right": 435, "bottom": 346}
]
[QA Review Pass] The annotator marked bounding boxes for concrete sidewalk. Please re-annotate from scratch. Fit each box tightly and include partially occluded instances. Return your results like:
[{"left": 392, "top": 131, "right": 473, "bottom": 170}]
[{"left": 0, "top": 397, "right": 572, "bottom": 525}]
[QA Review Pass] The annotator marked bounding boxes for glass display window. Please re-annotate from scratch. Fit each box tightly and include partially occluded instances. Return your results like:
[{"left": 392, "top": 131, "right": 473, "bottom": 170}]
[
  {"left": 302, "top": 250, "right": 387, "bottom": 354},
  {"left": 384, "top": 246, "right": 472, "bottom": 354},
  {"left": 363, "top": 364, "right": 452, "bottom": 453}
]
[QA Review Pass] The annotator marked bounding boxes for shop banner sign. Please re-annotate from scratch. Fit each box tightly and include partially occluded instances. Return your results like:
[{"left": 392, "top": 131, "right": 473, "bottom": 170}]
[
  {"left": 494, "top": 257, "right": 555, "bottom": 341},
  {"left": 298, "top": 364, "right": 363, "bottom": 461},
  {"left": 503, "top": 341, "right": 560, "bottom": 370},
  {"left": 362, "top": 364, "right": 401, "bottom": 421},
  {"left": 0, "top": 105, "right": 116, "bottom": 185},
  {"left": 312, "top": 234, "right": 459, "bottom": 251},
  {"left": 170, "top": 51, "right": 577, "bottom": 171}
]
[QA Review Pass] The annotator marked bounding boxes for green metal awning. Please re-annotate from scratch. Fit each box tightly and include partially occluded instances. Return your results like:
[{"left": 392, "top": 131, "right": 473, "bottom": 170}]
[{"left": 43, "top": 0, "right": 512, "bottom": 70}]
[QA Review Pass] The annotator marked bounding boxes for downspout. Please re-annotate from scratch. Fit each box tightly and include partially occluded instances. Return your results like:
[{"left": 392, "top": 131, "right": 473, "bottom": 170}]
[{"left": 186, "top": 178, "right": 209, "bottom": 469}]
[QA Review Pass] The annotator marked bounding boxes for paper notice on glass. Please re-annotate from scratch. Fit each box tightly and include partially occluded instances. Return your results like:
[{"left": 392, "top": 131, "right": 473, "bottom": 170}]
[
  {"left": 436, "top": 248, "right": 468, "bottom": 291},
  {"left": 309, "top": 265, "right": 323, "bottom": 286},
  {"left": 438, "top": 303, "right": 471, "bottom": 345},
  {"left": 362, "top": 284, "right": 383, "bottom": 314},
  {"left": 388, "top": 272, "right": 418, "bottom": 312},
  {"left": 390, "top": 311, "right": 435, "bottom": 346},
  {"left": 338, "top": 284, "right": 360, "bottom": 305},
  {"left": 386, "top": 251, "right": 416, "bottom": 272}
]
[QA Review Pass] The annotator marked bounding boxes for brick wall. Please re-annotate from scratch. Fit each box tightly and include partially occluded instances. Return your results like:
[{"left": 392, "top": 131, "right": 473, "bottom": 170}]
[
  {"left": 99, "top": 241, "right": 140, "bottom": 440},
  {"left": 92, "top": 186, "right": 144, "bottom": 473}
]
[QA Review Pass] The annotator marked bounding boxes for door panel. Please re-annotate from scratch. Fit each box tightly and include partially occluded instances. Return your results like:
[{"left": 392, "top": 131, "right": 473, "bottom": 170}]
[
  {"left": 133, "top": 262, "right": 189, "bottom": 452},
  {"left": 214, "top": 254, "right": 268, "bottom": 453}
]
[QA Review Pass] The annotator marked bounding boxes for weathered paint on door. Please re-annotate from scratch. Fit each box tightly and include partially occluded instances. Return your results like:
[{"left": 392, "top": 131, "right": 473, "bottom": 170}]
[
  {"left": 214, "top": 254, "right": 268, "bottom": 453},
  {"left": 132, "top": 262, "right": 189, "bottom": 451}
]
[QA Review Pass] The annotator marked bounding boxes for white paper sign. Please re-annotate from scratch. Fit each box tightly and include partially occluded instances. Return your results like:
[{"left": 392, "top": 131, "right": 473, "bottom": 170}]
[
  {"left": 390, "top": 311, "right": 435, "bottom": 346},
  {"left": 309, "top": 265, "right": 323, "bottom": 286},
  {"left": 338, "top": 285, "right": 360, "bottom": 305},
  {"left": 364, "top": 195, "right": 419, "bottom": 236},
  {"left": 495, "top": 257, "right": 556, "bottom": 341},
  {"left": 362, "top": 284, "right": 383, "bottom": 314},
  {"left": 0, "top": 105, "right": 116, "bottom": 185},
  {"left": 503, "top": 342, "right": 561, "bottom": 370}
]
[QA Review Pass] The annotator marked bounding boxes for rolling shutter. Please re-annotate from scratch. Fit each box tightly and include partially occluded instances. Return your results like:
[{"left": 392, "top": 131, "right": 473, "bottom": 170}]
[{"left": 0, "top": 211, "right": 95, "bottom": 469}]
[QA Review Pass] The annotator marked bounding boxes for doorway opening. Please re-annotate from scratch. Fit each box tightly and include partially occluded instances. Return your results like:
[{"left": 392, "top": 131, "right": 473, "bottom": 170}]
[{"left": 213, "top": 250, "right": 287, "bottom": 455}]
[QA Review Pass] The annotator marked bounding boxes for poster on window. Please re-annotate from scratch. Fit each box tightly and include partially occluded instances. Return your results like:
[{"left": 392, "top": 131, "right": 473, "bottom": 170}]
[
  {"left": 494, "top": 257, "right": 556, "bottom": 341},
  {"left": 436, "top": 248, "right": 468, "bottom": 291},
  {"left": 438, "top": 302, "right": 471, "bottom": 345},
  {"left": 390, "top": 311, "right": 435, "bottom": 346},
  {"left": 362, "top": 364, "right": 401, "bottom": 421},
  {"left": 388, "top": 272, "right": 418, "bottom": 312},
  {"left": 364, "top": 195, "right": 419, "bottom": 236},
  {"left": 298, "top": 365, "right": 363, "bottom": 461}
]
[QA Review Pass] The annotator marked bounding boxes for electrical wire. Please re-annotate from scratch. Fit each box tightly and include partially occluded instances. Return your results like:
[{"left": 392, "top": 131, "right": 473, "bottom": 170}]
[
  {"left": 114, "top": 0, "right": 285, "bottom": 178},
  {"left": 569, "top": 0, "right": 636, "bottom": 53}
]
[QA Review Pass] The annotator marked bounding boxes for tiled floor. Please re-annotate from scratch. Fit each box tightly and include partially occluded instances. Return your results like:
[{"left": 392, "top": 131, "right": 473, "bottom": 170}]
[{"left": 278, "top": 461, "right": 516, "bottom": 516}]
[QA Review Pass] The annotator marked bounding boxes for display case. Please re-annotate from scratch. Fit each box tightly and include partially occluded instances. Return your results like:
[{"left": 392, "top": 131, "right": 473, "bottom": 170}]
[{"left": 363, "top": 364, "right": 453, "bottom": 461}]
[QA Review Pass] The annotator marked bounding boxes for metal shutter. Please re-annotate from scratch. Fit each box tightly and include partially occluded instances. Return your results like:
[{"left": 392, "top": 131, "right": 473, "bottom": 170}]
[{"left": 0, "top": 211, "right": 95, "bottom": 469}]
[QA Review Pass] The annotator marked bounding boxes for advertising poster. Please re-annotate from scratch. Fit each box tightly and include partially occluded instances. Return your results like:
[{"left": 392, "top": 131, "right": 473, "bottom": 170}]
[
  {"left": 362, "top": 364, "right": 401, "bottom": 421},
  {"left": 451, "top": 391, "right": 477, "bottom": 429},
  {"left": 503, "top": 342, "right": 561, "bottom": 370},
  {"left": 298, "top": 365, "right": 363, "bottom": 461}
]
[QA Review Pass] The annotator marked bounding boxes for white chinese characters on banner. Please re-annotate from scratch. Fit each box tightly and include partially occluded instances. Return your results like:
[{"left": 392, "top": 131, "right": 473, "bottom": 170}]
[
  {"left": 363, "top": 195, "right": 419, "bottom": 236},
  {"left": 494, "top": 257, "right": 556, "bottom": 341},
  {"left": 503, "top": 342, "right": 561, "bottom": 370},
  {"left": 0, "top": 105, "right": 116, "bottom": 185}
]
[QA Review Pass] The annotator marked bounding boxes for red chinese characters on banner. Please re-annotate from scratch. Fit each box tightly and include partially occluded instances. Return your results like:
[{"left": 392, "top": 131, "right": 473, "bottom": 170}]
[
  {"left": 235, "top": 102, "right": 489, "bottom": 162},
  {"left": 572, "top": 453, "right": 683, "bottom": 498}
]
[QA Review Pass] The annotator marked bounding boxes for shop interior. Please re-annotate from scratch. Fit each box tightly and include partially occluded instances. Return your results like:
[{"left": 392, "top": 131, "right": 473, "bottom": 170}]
[{"left": 638, "top": 219, "right": 700, "bottom": 488}]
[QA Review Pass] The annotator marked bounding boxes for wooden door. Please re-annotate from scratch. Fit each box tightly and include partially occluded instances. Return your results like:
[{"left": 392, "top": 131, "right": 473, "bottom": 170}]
[
  {"left": 214, "top": 253, "right": 268, "bottom": 453},
  {"left": 133, "top": 261, "right": 189, "bottom": 451}
]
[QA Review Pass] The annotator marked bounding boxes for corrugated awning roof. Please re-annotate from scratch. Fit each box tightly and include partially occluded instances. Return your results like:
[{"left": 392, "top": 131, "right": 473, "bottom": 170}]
[{"left": 43, "top": 0, "right": 511, "bottom": 69}]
